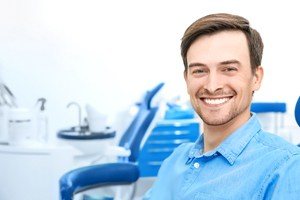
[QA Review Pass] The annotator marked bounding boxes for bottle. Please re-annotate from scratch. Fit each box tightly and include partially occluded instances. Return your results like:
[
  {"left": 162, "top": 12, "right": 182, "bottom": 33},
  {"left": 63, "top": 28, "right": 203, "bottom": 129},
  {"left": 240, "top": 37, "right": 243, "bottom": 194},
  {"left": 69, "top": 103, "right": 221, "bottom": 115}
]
[
  {"left": 36, "top": 98, "right": 48, "bottom": 143},
  {"left": 8, "top": 108, "right": 35, "bottom": 146}
]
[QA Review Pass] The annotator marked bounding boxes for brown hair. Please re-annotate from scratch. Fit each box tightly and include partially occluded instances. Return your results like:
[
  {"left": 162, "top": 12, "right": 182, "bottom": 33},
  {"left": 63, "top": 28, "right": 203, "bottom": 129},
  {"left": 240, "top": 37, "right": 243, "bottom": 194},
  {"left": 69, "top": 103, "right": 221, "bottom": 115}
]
[{"left": 181, "top": 13, "right": 263, "bottom": 74}]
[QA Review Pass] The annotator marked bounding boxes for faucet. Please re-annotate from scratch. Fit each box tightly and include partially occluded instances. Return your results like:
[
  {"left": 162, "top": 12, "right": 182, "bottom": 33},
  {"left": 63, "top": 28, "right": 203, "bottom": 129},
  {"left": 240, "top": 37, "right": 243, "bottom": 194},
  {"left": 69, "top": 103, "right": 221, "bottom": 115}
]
[{"left": 67, "top": 102, "right": 82, "bottom": 131}]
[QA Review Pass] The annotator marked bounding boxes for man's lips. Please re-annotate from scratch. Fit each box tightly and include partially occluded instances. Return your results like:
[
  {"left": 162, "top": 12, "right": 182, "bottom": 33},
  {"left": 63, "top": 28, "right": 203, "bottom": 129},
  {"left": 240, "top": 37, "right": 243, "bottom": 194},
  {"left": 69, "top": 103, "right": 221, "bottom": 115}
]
[{"left": 200, "top": 96, "right": 233, "bottom": 106}]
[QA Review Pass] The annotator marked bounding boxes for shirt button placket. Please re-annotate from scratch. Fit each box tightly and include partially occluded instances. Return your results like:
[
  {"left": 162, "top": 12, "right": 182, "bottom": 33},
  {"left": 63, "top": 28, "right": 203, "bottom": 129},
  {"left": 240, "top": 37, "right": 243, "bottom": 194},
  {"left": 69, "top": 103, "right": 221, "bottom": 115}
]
[
  {"left": 181, "top": 160, "right": 201, "bottom": 197},
  {"left": 193, "top": 162, "right": 200, "bottom": 169}
]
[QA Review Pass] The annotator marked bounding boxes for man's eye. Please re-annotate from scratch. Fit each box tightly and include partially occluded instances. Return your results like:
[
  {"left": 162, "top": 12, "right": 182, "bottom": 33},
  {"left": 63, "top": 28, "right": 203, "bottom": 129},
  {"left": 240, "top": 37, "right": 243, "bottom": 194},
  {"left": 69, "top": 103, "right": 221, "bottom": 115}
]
[
  {"left": 223, "top": 67, "right": 237, "bottom": 72},
  {"left": 192, "top": 69, "right": 205, "bottom": 74}
]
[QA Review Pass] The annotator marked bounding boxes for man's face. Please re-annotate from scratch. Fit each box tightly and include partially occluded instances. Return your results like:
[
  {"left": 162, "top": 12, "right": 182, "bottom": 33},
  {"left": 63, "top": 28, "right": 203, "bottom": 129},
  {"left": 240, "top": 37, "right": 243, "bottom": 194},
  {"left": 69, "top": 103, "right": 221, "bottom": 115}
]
[{"left": 185, "top": 30, "right": 263, "bottom": 126}]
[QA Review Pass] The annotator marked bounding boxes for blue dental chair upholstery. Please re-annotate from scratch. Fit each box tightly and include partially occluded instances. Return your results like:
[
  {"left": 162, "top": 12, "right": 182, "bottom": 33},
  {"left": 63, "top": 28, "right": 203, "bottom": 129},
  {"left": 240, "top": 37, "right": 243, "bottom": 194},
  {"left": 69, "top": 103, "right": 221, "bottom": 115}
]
[
  {"left": 250, "top": 102, "right": 286, "bottom": 113},
  {"left": 295, "top": 97, "right": 300, "bottom": 147},
  {"left": 250, "top": 102, "right": 287, "bottom": 134},
  {"left": 295, "top": 97, "right": 300, "bottom": 127},
  {"left": 60, "top": 83, "right": 164, "bottom": 200}
]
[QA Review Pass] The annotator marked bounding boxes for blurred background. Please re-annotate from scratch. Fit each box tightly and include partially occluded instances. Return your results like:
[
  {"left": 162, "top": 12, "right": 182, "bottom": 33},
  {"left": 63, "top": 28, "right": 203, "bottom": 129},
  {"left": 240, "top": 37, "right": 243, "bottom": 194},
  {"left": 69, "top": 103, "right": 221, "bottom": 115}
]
[
  {"left": 0, "top": 0, "right": 299, "bottom": 139},
  {"left": 1, "top": 1, "right": 300, "bottom": 200}
]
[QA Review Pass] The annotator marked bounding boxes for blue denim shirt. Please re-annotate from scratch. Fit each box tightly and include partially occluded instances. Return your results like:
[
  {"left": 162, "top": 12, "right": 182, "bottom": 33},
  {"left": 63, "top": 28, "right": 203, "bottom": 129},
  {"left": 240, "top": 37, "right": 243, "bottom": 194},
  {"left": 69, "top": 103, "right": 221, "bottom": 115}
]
[{"left": 144, "top": 114, "right": 300, "bottom": 200}]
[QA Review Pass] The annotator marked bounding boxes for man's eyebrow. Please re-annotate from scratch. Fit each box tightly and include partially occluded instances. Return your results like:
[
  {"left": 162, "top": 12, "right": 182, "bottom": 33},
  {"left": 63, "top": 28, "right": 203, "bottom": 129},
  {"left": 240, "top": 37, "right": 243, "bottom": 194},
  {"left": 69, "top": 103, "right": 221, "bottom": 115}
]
[
  {"left": 188, "top": 60, "right": 241, "bottom": 68},
  {"left": 220, "top": 59, "right": 241, "bottom": 65},
  {"left": 188, "top": 62, "right": 207, "bottom": 68}
]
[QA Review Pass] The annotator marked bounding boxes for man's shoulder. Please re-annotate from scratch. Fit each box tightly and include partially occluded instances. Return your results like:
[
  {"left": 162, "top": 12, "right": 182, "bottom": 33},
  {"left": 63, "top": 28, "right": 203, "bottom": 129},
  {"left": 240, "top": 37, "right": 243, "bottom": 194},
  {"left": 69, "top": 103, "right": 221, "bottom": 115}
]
[
  {"left": 252, "top": 132, "right": 300, "bottom": 198},
  {"left": 156, "top": 142, "right": 195, "bottom": 176},
  {"left": 161, "top": 142, "right": 195, "bottom": 164},
  {"left": 254, "top": 130, "right": 300, "bottom": 156},
  {"left": 172, "top": 142, "right": 195, "bottom": 156}
]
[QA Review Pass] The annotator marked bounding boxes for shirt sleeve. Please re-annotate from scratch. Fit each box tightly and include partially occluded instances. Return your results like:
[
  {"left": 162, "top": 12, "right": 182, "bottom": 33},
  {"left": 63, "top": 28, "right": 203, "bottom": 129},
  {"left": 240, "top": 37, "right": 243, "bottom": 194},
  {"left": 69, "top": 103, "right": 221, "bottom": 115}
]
[{"left": 264, "top": 153, "right": 300, "bottom": 200}]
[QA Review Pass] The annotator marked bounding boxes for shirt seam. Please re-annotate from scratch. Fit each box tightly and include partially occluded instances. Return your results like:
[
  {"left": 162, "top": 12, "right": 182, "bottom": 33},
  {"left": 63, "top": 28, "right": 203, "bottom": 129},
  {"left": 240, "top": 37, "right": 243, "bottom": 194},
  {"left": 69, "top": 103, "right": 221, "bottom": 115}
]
[
  {"left": 257, "top": 153, "right": 291, "bottom": 199},
  {"left": 253, "top": 131, "right": 300, "bottom": 155}
]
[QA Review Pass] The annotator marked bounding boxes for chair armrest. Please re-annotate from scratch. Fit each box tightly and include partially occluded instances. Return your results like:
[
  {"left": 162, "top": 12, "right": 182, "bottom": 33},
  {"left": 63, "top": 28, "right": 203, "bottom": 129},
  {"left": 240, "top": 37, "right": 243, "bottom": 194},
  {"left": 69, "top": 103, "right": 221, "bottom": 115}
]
[{"left": 60, "top": 163, "right": 139, "bottom": 200}]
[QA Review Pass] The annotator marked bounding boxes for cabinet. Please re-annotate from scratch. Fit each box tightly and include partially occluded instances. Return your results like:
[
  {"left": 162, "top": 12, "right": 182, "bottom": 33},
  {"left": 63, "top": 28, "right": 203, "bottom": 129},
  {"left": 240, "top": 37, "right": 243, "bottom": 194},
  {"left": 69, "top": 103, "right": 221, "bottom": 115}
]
[{"left": 0, "top": 144, "right": 76, "bottom": 200}]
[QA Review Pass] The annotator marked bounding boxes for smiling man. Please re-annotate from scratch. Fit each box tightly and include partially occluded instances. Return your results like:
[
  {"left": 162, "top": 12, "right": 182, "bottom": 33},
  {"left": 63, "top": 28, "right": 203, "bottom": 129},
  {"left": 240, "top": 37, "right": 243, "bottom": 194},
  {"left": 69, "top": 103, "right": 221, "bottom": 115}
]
[{"left": 144, "top": 13, "right": 300, "bottom": 200}]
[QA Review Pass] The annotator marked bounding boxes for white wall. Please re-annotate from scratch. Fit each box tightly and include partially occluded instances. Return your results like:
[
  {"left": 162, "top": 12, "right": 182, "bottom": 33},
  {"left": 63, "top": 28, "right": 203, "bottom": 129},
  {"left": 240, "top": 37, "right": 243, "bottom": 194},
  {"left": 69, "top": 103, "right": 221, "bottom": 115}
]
[{"left": 0, "top": 0, "right": 299, "bottom": 140}]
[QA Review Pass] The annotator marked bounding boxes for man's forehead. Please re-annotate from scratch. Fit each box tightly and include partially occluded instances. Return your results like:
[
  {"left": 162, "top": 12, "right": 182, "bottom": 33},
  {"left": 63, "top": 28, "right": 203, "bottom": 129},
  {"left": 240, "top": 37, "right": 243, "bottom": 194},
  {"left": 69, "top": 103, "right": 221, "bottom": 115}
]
[{"left": 186, "top": 30, "right": 250, "bottom": 66}]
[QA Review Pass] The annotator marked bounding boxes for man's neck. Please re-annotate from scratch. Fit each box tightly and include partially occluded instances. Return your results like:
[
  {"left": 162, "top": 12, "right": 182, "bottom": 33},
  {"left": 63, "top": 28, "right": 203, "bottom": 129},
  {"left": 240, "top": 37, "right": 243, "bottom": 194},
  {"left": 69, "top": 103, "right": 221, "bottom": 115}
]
[{"left": 202, "top": 112, "right": 251, "bottom": 153}]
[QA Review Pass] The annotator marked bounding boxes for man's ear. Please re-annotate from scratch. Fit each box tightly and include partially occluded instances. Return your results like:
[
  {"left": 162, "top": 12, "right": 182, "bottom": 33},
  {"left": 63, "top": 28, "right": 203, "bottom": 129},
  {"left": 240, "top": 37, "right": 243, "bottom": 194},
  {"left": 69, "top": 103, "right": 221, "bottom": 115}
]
[
  {"left": 252, "top": 66, "right": 264, "bottom": 91},
  {"left": 183, "top": 70, "right": 187, "bottom": 82},
  {"left": 183, "top": 70, "right": 190, "bottom": 95}
]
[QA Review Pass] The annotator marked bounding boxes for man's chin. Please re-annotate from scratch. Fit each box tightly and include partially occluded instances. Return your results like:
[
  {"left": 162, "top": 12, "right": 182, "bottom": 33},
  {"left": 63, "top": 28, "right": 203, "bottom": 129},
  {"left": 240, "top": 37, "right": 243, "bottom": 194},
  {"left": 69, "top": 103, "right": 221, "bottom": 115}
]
[
  {"left": 202, "top": 118, "right": 231, "bottom": 126},
  {"left": 199, "top": 112, "right": 233, "bottom": 126}
]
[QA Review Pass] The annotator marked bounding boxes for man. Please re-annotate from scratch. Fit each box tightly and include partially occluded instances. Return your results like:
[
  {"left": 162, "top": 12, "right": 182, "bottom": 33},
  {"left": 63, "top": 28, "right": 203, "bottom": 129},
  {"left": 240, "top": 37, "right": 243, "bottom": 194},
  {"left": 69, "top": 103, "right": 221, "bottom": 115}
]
[{"left": 144, "top": 13, "right": 300, "bottom": 199}]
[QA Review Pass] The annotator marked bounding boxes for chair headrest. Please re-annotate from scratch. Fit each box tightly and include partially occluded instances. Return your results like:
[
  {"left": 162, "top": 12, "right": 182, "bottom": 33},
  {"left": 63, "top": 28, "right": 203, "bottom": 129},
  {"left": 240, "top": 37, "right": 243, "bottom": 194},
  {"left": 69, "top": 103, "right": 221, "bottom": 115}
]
[
  {"left": 251, "top": 102, "right": 286, "bottom": 113},
  {"left": 295, "top": 97, "right": 300, "bottom": 127},
  {"left": 142, "top": 82, "right": 164, "bottom": 109}
]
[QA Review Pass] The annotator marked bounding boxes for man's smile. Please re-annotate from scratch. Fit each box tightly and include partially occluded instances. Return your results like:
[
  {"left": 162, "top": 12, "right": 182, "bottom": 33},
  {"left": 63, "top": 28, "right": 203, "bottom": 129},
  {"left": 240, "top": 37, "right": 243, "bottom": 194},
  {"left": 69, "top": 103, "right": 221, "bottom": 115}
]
[{"left": 200, "top": 96, "right": 233, "bottom": 107}]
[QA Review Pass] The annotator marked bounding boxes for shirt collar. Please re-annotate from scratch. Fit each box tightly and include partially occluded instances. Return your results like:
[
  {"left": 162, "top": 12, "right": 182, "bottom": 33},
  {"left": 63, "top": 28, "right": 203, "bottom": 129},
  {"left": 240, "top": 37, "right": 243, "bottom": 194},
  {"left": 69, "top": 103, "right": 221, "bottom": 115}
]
[{"left": 188, "top": 113, "right": 262, "bottom": 165}]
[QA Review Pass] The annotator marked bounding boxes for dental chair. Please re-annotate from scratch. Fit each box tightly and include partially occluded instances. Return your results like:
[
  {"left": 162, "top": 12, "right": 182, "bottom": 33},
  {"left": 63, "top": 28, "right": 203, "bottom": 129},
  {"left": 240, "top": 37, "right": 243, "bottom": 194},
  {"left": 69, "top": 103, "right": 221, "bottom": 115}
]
[
  {"left": 295, "top": 97, "right": 300, "bottom": 128},
  {"left": 251, "top": 102, "right": 287, "bottom": 135},
  {"left": 60, "top": 83, "right": 164, "bottom": 200},
  {"left": 295, "top": 97, "right": 300, "bottom": 148}
]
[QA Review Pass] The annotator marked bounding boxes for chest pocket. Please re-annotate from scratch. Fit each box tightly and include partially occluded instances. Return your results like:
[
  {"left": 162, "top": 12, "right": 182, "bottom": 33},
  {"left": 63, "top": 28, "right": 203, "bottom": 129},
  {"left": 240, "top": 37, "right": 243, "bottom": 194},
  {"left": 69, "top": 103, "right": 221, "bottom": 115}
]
[{"left": 194, "top": 192, "right": 229, "bottom": 200}]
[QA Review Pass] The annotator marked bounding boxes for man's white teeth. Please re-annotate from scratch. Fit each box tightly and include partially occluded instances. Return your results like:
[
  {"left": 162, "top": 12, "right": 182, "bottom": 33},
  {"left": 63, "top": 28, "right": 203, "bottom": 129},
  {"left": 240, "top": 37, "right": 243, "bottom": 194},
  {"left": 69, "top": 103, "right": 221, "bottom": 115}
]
[{"left": 204, "top": 98, "right": 230, "bottom": 105}]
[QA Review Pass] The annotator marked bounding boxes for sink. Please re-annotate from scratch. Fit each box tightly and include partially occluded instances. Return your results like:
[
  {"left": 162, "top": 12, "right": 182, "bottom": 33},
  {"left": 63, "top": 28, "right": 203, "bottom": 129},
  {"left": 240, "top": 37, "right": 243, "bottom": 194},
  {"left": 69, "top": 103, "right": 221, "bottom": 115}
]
[
  {"left": 57, "top": 126, "right": 115, "bottom": 140},
  {"left": 57, "top": 126, "right": 116, "bottom": 155}
]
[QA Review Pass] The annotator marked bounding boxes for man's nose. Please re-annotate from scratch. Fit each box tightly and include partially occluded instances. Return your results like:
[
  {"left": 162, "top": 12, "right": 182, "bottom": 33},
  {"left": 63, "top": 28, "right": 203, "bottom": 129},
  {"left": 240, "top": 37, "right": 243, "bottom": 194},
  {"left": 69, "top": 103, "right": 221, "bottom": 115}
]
[{"left": 204, "top": 72, "right": 223, "bottom": 94}]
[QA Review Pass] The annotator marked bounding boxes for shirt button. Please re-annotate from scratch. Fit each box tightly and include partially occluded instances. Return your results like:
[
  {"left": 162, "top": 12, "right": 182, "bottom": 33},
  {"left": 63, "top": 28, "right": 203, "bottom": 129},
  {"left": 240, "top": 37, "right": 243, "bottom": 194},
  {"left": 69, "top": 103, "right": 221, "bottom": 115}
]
[{"left": 193, "top": 162, "right": 200, "bottom": 169}]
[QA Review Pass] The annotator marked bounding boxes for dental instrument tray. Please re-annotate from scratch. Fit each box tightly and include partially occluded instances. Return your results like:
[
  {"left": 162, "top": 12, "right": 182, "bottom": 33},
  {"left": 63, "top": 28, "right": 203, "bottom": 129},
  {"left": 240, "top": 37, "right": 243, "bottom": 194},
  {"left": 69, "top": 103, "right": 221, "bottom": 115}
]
[{"left": 57, "top": 127, "right": 115, "bottom": 140}]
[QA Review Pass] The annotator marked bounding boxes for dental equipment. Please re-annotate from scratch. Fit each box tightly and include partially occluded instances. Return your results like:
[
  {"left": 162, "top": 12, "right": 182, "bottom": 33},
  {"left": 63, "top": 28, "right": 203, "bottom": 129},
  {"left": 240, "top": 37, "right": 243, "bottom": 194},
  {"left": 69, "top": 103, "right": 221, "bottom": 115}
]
[
  {"left": 295, "top": 97, "right": 300, "bottom": 127},
  {"left": 0, "top": 83, "right": 17, "bottom": 108},
  {"left": 67, "top": 101, "right": 83, "bottom": 133},
  {"left": 59, "top": 82, "right": 164, "bottom": 200}
]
